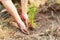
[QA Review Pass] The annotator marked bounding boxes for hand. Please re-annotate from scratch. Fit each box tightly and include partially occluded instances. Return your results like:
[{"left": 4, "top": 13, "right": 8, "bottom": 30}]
[
  {"left": 20, "top": 13, "right": 34, "bottom": 29},
  {"left": 20, "top": 13, "right": 29, "bottom": 27},
  {"left": 9, "top": 19, "right": 29, "bottom": 35}
]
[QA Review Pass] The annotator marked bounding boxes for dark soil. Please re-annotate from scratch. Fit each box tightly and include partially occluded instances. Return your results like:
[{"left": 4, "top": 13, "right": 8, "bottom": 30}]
[{"left": 0, "top": 3, "right": 60, "bottom": 40}]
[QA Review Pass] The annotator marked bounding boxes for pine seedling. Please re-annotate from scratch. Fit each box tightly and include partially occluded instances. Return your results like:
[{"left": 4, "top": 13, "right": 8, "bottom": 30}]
[{"left": 27, "top": 4, "right": 37, "bottom": 28}]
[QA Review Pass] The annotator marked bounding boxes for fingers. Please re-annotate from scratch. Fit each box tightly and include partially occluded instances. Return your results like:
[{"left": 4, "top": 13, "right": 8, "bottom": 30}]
[
  {"left": 24, "top": 19, "right": 29, "bottom": 27},
  {"left": 9, "top": 21, "right": 29, "bottom": 35},
  {"left": 20, "top": 13, "right": 34, "bottom": 29},
  {"left": 20, "top": 13, "right": 29, "bottom": 27},
  {"left": 21, "top": 28, "right": 29, "bottom": 35}
]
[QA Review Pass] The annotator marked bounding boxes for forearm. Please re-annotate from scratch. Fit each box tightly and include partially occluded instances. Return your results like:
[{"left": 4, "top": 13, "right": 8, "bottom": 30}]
[
  {"left": 21, "top": 0, "right": 28, "bottom": 20},
  {"left": 21, "top": 0, "right": 28, "bottom": 14},
  {"left": 1, "top": 0, "right": 24, "bottom": 25}
]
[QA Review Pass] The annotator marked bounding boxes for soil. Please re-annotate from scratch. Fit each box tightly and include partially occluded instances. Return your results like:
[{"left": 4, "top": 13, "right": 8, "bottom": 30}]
[{"left": 0, "top": 3, "right": 60, "bottom": 40}]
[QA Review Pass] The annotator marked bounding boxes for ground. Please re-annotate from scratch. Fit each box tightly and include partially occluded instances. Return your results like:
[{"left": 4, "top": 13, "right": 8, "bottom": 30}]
[{"left": 0, "top": 3, "right": 60, "bottom": 40}]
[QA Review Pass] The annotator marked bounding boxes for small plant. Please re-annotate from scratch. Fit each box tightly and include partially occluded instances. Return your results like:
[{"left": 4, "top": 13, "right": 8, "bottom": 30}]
[{"left": 27, "top": 4, "right": 37, "bottom": 28}]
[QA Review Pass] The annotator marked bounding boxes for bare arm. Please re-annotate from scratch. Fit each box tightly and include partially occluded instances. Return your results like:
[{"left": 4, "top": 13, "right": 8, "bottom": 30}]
[
  {"left": 1, "top": 0, "right": 21, "bottom": 23},
  {"left": 21, "top": 0, "right": 29, "bottom": 27},
  {"left": 1, "top": 0, "right": 29, "bottom": 34}
]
